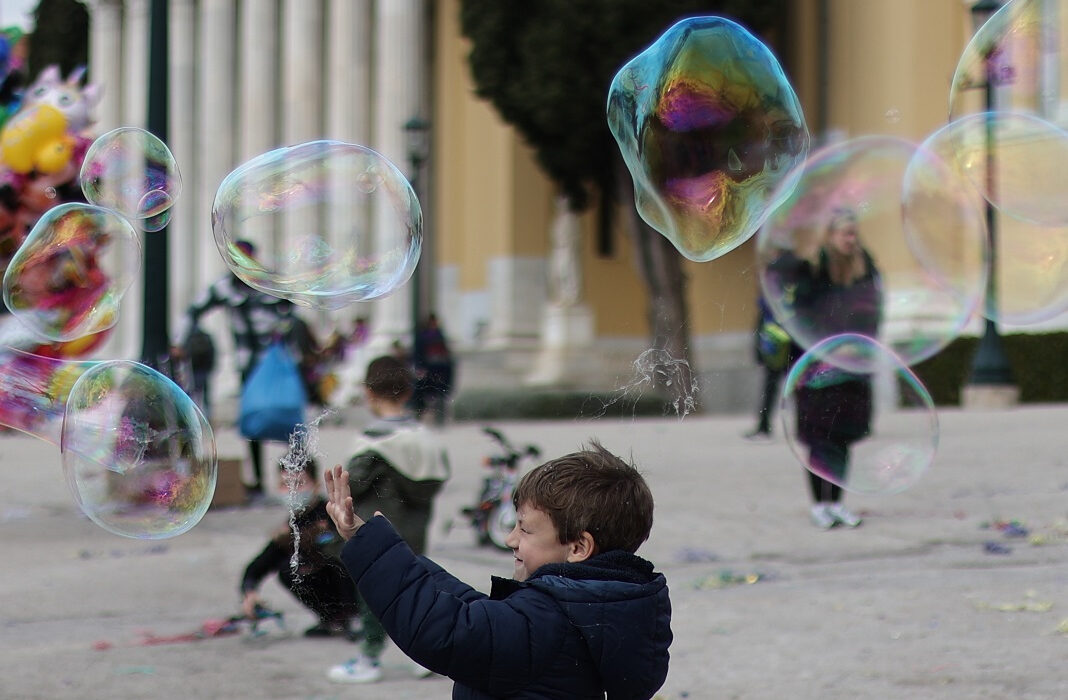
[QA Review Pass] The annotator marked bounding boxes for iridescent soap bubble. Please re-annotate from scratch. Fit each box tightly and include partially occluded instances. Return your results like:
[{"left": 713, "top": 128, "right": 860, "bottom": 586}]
[
  {"left": 927, "top": 111, "right": 1068, "bottom": 227},
  {"left": 80, "top": 127, "right": 182, "bottom": 232},
  {"left": 3, "top": 203, "right": 141, "bottom": 342},
  {"left": 607, "top": 15, "right": 809, "bottom": 262},
  {"left": 780, "top": 334, "right": 938, "bottom": 495},
  {"left": 758, "top": 136, "right": 987, "bottom": 371},
  {"left": 212, "top": 140, "right": 422, "bottom": 309},
  {"left": 0, "top": 346, "right": 217, "bottom": 539},
  {"left": 949, "top": 0, "right": 1054, "bottom": 123}
]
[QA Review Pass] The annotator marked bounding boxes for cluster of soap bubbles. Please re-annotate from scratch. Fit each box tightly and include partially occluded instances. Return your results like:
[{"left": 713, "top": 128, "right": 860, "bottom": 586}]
[
  {"left": 0, "top": 122, "right": 215, "bottom": 540},
  {"left": 610, "top": 4, "right": 1068, "bottom": 496}
]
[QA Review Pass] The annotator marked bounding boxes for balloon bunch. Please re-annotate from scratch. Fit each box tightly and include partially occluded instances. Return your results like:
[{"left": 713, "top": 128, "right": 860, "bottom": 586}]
[{"left": 0, "top": 64, "right": 105, "bottom": 357}]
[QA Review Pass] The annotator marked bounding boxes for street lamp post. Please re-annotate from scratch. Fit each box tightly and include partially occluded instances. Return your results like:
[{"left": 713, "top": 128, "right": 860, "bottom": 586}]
[
  {"left": 142, "top": 0, "right": 170, "bottom": 371},
  {"left": 404, "top": 117, "right": 430, "bottom": 357},
  {"left": 964, "top": 0, "right": 1018, "bottom": 405}
]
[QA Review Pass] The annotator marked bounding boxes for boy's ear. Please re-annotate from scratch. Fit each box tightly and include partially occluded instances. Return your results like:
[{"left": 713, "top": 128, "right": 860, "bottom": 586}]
[{"left": 566, "top": 531, "right": 596, "bottom": 563}]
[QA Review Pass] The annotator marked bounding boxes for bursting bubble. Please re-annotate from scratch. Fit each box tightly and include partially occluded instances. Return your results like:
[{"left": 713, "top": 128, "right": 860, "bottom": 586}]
[
  {"left": 607, "top": 15, "right": 809, "bottom": 262},
  {"left": 758, "top": 136, "right": 987, "bottom": 371},
  {"left": 0, "top": 347, "right": 216, "bottom": 539},
  {"left": 3, "top": 203, "right": 141, "bottom": 342},
  {"left": 781, "top": 334, "right": 938, "bottom": 495},
  {"left": 211, "top": 140, "right": 422, "bottom": 309},
  {"left": 79, "top": 127, "right": 182, "bottom": 232}
]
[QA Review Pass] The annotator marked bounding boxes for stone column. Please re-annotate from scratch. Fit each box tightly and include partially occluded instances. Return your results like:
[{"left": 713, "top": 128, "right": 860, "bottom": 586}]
[
  {"left": 325, "top": 0, "right": 372, "bottom": 329},
  {"left": 87, "top": 0, "right": 123, "bottom": 131},
  {"left": 168, "top": 0, "right": 197, "bottom": 330},
  {"left": 370, "top": 0, "right": 427, "bottom": 346},
  {"left": 239, "top": 0, "right": 279, "bottom": 162},
  {"left": 196, "top": 0, "right": 235, "bottom": 270},
  {"left": 110, "top": 0, "right": 150, "bottom": 360},
  {"left": 527, "top": 196, "right": 595, "bottom": 387},
  {"left": 279, "top": 0, "right": 324, "bottom": 272}
]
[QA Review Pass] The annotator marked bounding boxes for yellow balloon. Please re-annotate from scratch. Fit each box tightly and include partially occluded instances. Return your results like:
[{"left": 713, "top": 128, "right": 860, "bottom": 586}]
[
  {"left": 35, "top": 136, "right": 74, "bottom": 174},
  {"left": 0, "top": 105, "right": 70, "bottom": 174}
]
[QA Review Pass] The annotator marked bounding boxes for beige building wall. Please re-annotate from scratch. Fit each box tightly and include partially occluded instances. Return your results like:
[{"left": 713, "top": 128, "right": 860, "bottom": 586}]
[{"left": 432, "top": 0, "right": 986, "bottom": 393}]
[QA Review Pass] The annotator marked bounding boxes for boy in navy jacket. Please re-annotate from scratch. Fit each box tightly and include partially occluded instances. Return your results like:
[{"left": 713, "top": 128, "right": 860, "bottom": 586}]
[{"left": 324, "top": 441, "right": 672, "bottom": 698}]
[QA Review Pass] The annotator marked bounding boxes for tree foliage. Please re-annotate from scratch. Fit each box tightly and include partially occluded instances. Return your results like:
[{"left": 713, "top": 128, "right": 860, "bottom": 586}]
[
  {"left": 460, "top": 0, "right": 788, "bottom": 213},
  {"left": 28, "top": 0, "right": 89, "bottom": 82}
]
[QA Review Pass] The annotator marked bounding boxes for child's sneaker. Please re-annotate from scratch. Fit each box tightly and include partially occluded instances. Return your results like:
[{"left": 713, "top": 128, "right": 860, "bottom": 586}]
[
  {"left": 828, "top": 503, "right": 861, "bottom": 528},
  {"left": 327, "top": 655, "right": 382, "bottom": 683},
  {"left": 809, "top": 504, "right": 835, "bottom": 530}
]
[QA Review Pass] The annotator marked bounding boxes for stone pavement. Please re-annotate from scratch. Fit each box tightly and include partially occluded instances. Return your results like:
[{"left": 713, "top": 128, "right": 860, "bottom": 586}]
[{"left": 1, "top": 405, "right": 1067, "bottom": 699}]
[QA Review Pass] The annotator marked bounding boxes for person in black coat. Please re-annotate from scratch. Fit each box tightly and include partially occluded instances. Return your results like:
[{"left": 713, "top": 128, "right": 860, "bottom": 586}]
[
  {"left": 323, "top": 442, "right": 672, "bottom": 697},
  {"left": 786, "top": 208, "right": 882, "bottom": 529}
]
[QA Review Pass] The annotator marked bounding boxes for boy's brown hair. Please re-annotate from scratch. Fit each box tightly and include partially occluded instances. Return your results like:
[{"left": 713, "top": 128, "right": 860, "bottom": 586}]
[
  {"left": 364, "top": 355, "right": 413, "bottom": 399},
  {"left": 512, "top": 441, "right": 654, "bottom": 554}
]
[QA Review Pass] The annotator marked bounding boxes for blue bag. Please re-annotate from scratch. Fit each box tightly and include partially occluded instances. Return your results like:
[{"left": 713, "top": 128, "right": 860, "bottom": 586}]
[{"left": 239, "top": 342, "right": 306, "bottom": 441}]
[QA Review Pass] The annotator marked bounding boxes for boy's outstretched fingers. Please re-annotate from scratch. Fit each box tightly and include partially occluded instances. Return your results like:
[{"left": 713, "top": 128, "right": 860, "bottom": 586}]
[{"left": 325, "top": 465, "right": 364, "bottom": 541}]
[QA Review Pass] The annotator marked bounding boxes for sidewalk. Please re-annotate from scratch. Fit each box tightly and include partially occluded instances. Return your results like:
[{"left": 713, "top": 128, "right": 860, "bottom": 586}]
[{"left": 1, "top": 405, "right": 1066, "bottom": 699}]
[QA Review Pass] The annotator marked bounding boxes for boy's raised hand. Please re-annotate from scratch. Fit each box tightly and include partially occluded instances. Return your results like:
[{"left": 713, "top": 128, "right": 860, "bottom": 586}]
[{"left": 325, "top": 464, "right": 365, "bottom": 540}]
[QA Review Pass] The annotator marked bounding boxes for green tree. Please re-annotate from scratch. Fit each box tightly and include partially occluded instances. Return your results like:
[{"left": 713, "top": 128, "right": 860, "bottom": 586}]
[
  {"left": 460, "top": 0, "right": 789, "bottom": 396},
  {"left": 27, "top": 0, "right": 89, "bottom": 82}
]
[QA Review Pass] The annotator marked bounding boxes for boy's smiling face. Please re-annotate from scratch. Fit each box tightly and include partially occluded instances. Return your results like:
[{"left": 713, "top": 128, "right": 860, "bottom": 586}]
[{"left": 506, "top": 503, "right": 576, "bottom": 582}]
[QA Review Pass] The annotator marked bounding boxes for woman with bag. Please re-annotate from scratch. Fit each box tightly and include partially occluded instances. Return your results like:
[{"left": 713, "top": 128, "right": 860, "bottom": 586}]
[{"left": 174, "top": 240, "right": 291, "bottom": 501}]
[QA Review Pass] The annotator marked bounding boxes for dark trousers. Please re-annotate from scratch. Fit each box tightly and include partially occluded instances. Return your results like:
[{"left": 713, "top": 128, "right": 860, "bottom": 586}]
[
  {"left": 806, "top": 439, "right": 849, "bottom": 503},
  {"left": 754, "top": 365, "right": 784, "bottom": 433}
]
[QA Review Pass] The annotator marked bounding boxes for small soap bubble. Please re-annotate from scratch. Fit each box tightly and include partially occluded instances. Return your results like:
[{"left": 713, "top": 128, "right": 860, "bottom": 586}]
[
  {"left": 2, "top": 203, "right": 141, "bottom": 342},
  {"left": 212, "top": 140, "right": 422, "bottom": 310},
  {"left": 61, "top": 360, "right": 217, "bottom": 539},
  {"left": 608, "top": 15, "right": 810, "bottom": 262},
  {"left": 780, "top": 334, "right": 938, "bottom": 495},
  {"left": 80, "top": 127, "right": 182, "bottom": 230}
]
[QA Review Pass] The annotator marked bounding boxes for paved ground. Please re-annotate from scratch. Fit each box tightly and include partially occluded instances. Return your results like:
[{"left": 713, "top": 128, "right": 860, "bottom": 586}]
[{"left": 1, "top": 404, "right": 1067, "bottom": 699}]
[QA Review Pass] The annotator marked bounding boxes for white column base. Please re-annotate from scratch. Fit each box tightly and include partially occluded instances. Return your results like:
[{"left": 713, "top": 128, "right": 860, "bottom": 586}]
[
  {"left": 961, "top": 385, "right": 1020, "bottom": 409},
  {"left": 526, "top": 304, "right": 596, "bottom": 387}
]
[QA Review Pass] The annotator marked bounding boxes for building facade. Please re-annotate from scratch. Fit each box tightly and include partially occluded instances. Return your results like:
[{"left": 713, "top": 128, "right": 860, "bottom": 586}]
[{"left": 84, "top": 0, "right": 1051, "bottom": 413}]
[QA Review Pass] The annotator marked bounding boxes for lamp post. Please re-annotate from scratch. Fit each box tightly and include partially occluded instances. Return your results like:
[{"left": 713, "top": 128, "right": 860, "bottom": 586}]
[
  {"left": 964, "top": 0, "right": 1017, "bottom": 404},
  {"left": 404, "top": 116, "right": 430, "bottom": 357},
  {"left": 141, "top": 0, "right": 170, "bottom": 371}
]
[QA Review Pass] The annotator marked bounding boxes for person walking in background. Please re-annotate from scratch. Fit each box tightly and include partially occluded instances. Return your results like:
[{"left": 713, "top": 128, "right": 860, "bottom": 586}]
[
  {"left": 744, "top": 293, "right": 796, "bottom": 441},
  {"left": 777, "top": 208, "right": 882, "bottom": 529},
  {"left": 411, "top": 312, "right": 455, "bottom": 425},
  {"left": 174, "top": 240, "right": 290, "bottom": 500}
]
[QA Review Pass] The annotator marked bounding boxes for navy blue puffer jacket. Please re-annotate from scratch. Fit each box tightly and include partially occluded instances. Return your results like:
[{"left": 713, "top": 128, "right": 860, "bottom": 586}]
[{"left": 340, "top": 516, "right": 672, "bottom": 698}]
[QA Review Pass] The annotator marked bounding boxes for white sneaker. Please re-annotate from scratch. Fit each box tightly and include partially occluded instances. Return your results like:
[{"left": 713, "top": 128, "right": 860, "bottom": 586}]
[
  {"left": 810, "top": 504, "right": 835, "bottom": 530},
  {"left": 828, "top": 503, "right": 861, "bottom": 528},
  {"left": 327, "top": 655, "right": 382, "bottom": 683}
]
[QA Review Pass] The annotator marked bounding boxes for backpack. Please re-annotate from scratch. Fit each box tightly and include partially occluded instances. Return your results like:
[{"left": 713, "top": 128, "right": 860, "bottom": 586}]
[{"left": 185, "top": 326, "right": 216, "bottom": 372}]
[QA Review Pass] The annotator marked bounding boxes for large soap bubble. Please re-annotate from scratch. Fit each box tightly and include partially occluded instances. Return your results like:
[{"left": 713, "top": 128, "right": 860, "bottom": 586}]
[
  {"left": 212, "top": 140, "right": 422, "bottom": 309},
  {"left": 914, "top": 114, "right": 1068, "bottom": 324},
  {"left": 949, "top": 0, "right": 1053, "bottom": 123},
  {"left": 0, "top": 346, "right": 216, "bottom": 539},
  {"left": 781, "top": 334, "right": 938, "bottom": 495},
  {"left": 79, "top": 126, "right": 182, "bottom": 233},
  {"left": 3, "top": 203, "right": 141, "bottom": 342},
  {"left": 758, "top": 136, "right": 987, "bottom": 371},
  {"left": 607, "top": 15, "right": 810, "bottom": 263}
]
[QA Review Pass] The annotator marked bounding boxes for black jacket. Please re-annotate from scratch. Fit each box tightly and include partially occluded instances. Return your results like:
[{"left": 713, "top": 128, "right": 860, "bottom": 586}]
[{"left": 340, "top": 516, "right": 672, "bottom": 698}]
